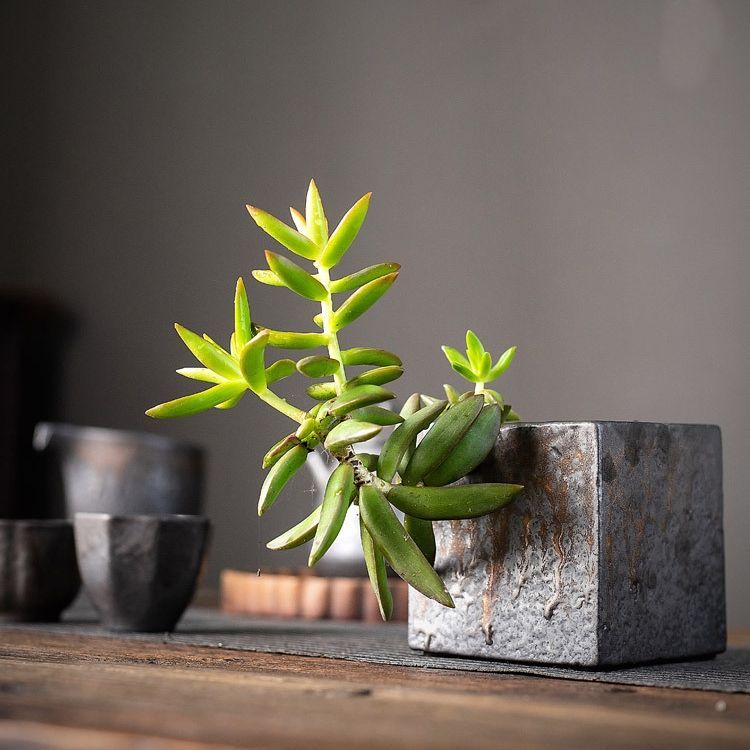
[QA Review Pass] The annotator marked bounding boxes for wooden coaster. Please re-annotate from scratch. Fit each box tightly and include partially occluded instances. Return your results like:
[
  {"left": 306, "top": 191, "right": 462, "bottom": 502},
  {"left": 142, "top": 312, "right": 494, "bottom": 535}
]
[{"left": 220, "top": 569, "right": 408, "bottom": 622}]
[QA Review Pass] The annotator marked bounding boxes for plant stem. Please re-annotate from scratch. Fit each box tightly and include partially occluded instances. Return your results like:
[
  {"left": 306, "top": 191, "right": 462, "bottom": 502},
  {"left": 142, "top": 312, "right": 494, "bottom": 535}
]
[
  {"left": 316, "top": 265, "right": 347, "bottom": 394},
  {"left": 474, "top": 381, "right": 485, "bottom": 394},
  {"left": 258, "top": 388, "right": 306, "bottom": 423}
]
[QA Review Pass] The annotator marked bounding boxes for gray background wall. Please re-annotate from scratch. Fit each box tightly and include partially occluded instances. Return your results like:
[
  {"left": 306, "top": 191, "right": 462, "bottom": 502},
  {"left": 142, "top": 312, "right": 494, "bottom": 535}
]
[{"left": 5, "top": 0, "right": 749, "bottom": 626}]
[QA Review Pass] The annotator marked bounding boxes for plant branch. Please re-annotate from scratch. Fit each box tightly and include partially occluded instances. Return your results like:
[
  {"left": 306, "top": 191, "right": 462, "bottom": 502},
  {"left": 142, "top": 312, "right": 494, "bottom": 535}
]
[
  {"left": 316, "top": 265, "right": 347, "bottom": 394},
  {"left": 258, "top": 388, "right": 306, "bottom": 423}
]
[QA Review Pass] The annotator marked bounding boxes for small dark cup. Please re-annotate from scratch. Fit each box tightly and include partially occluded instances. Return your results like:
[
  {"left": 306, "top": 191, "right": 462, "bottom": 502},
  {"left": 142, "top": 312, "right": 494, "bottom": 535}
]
[
  {"left": 74, "top": 513, "right": 210, "bottom": 632},
  {"left": 0, "top": 520, "right": 81, "bottom": 622}
]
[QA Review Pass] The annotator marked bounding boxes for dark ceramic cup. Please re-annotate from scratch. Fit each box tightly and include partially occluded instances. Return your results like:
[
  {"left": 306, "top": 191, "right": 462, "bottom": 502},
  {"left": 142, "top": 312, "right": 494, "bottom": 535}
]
[
  {"left": 0, "top": 519, "right": 81, "bottom": 622},
  {"left": 74, "top": 513, "right": 210, "bottom": 632}
]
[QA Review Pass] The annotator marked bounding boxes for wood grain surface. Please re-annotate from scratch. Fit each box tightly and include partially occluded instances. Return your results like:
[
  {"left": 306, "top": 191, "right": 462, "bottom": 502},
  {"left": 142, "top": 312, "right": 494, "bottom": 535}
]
[{"left": 0, "top": 628, "right": 748, "bottom": 750}]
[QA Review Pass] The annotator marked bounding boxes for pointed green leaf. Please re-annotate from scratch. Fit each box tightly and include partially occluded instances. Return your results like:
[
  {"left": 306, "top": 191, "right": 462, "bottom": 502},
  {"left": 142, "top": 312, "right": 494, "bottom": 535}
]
[
  {"left": 289, "top": 206, "right": 307, "bottom": 235},
  {"left": 230, "top": 333, "right": 239, "bottom": 359},
  {"left": 307, "top": 382, "right": 338, "bottom": 400},
  {"left": 251, "top": 269, "right": 286, "bottom": 287},
  {"left": 328, "top": 384, "right": 395, "bottom": 417},
  {"left": 246, "top": 205, "right": 319, "bottom": 260},
  {"left": 296, "top": 355, "right": 341, "bottom": 378},
  {"left": 239, "top": 330, "right": 269, "bottom": 392},
  {"left": 176, "top": 368, "right": 225, "bottom": 384},
  {"left": 319, "top": 192, "right": 371, "bottom": 269},
  {"left": 309, "top": 462, "right": 355, "bottom": 566},
  {"left": 175, "top": 324, "right": 241, "bottom": 380},
  {"left": 349, "top": 406, "right": 404, "bottom": 426},
  {"left": 265, "top": 358, "right": 297, "bottom": 384},
  {"left": 465, "top": 330, "right": 485, "bottom": 371},
  {"left": 400, "top": 393, "right": 422, "bottom": 419},
  {"left": 451, "top": 361, "right": 480, "bottom": 382},
  {"left": 267, "top": 504, "right": 322, "bottom": 550},
  {"left": 479, "top": 351, "right": 492, "bottom": 379},
  {"left": 359, "top": 484, "right": 453, "bottom": 608},
  {"left": 360, "top": 519, "right": 393, "bottom": 621},
  {"left": 234, "top": 277, "right": 252, "bottom": 350},
  {"left": 443, "top": 383, "right": 460, "bottom": 404},
  {"left": 258, "top": 444, "right": 309, "bottom": 516},
  {"left": 262, "top": 433, "right": 301, "bottom": 469},
  {"left": 441, "top": 345, "right": 471, "bottom": 371},
  {"left": 488, "top": 346, "right": 517, "bottom": 381},
  {"left": 330, "top": 263, "right": 401, "bottom": 294},
  {"left": 377, "top": 399, "right": 448, "bottom": 483},
  {"left": 146, "top": 381, "right": 245, "bottom": 419},
  {"left": 505, "top": 407, "right": 521, "bottom": 422},
  {"left": 261, "top": 328, "right": 329, "bottom": 349},
  {"left": 265, "top": 250, "right": 327, "bottom": 301},
  {"left": 214, "top": 391, "right": 245, "bottom": 410},
  {"left": 355, "top": 452, "right": 379, "bottom": 471},
  {"left": 388, "top": 482, "right": 523, "bottom": 520},
  {"left": 341, "top": 347, "right": 402, "bottom": 367},
  {"left": 483, "top": 388, "right": 504, "bottom": 406},
  {"left": 346, "top": 366, "right": 403, "bottom": 388},
  {"left": 402, "top": 395, "right": 484, "bottom": 485},
  {"left": 324, "top": 420, "right": 382, "bottom": 452},
  {"left": 404, "top": 514, "right": 436, "bottom": 567},
  {"left": 333, "top": 272, "right": 398, "bottom": 331},
  {"left": 312, "top": 312, "right": 324, "bottom": 328},
  {"left": 305, "top": 179, "right": 328, "bottom": 247}
]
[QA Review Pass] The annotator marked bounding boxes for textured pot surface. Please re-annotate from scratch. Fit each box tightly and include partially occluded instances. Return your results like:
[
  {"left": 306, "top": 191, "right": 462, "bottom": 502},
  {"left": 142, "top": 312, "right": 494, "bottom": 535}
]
[
  {"left": 75, "top": 513, "right": 209, "bottom": 632},
  {"left": 0, "top": 520, "right": 80, "bottom": 622},
  {"left": 408, "top": 421, "right": 725, "bottom": 666}
]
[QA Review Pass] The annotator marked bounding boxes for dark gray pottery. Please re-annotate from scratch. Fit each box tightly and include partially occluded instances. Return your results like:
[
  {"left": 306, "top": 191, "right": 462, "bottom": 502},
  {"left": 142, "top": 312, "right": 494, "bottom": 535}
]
[
  {"left": 408, "top": 421, "right": 725, "bottom": 667},
  {"left": 74, "top": 513, "right": 210, "bottom": 632},
  {"left": 0, "top": 520, "right": 80, "bottom": 622},
  {"left": 34, "top": 422, "right": 204, "bottom": 517}
]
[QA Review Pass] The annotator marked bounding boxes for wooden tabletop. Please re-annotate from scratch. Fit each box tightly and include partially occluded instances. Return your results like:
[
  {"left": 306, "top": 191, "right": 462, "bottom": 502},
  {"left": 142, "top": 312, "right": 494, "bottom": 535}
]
[{"left": 0, "top": 627, "right": 748, "bottom": 750}]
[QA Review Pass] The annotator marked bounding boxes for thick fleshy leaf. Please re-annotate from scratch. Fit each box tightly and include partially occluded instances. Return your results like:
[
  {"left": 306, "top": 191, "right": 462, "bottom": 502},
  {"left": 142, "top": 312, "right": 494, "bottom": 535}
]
[
  {"left": 214, "top": 391, "right": 245, "bottom": 410},
  {"left": 176, "top": 368, "right": 225, "bottom": 384},
  {"left": 441, "top": 345, "right": 470, "bottom": 371},
  {"left": 479, "top": 351, "right": 492, "bottom": 379},
  {"left": 262, "top": 433, "right": 301, "bottom": 469},
  {"left": 349, "top": 406, "right": 404, "bottom": 426},
  {"left": 330, "top": 263, "right": 401, "bottom": 294},
  {"left": 289, "top": 207, "right": 307, "bottom": 235},
  {"left": 265, "top": 250, "right": 327, "bottom": 301},
  {"left": 443, "top": 383, "right": 460, "bottom": 404},
  {"left": 296, "top": 355, "right": 341, "bottom": 378},
  {"left": 328, "top": 384, "right": 395, "bottom": 417},
  {"left": 308, "top": 462, "right": 354, "bottom": 566},
  {"left": 266, "top": 505, "right": 321, "bottom": 550},
  {"left": 258, "top": 444, "right": 309, "bottom": 515},
  {"left": 307, "top": 382, "right": 338, "bottom": 400},
  {"left": 451, "top": 361, "right": 480, "bottom": 382},
  {"left": 319, "top": 192, "right": 371, "bottom": 269},
  {"left": 488, "top": 346, "right": 517, "bottom": 381},
  {"left": 239, "top": 330, "right": 270, "bottom": 392},
  {"left": 323, "top": 420, "right": 382, "bottom": 452},
  {"left": 230, "top": 333, "right": 239, "bottom": 359},
  {"left": 465, "top": 330, "right": 485, "bottom": 371},
  {"left": 305, "top": 179, "right": 328, "bottom": 247},
  {"left": 265, "top": 358, "right": 297, "bottom": 384},
  {"left": 333, "top": 272, "right": 398, "bottom": 331},
  {"left": 346, "top": 366, "right": 403, "bottom": 388},
  {"left": 246, "top": 205, "right": 319, "bottom": 261},
  {"left": 251, "top": 269, "right": 285, "bottom": 287},
  {"left": 360, "top": 520, "right": 393, "bottom": 621},
  {"left": 387, "top": 482, "right": 523, "bottom": 520},
  {"left": 262, "top": 328, "right": 329, "bottom": 349},
  {"left": 234, "top": 277, "right": 252, "bottom": 350},
  {"left": 340, "top": 347, "right": 402, "bottom": 367},
  {"left": 175, "top": 324, "right": 241, "bottom": 380},
  {"left": 359, "top": 484, "right": 453, "bottom": 608},
  {"left": 146, "top": 381, "right": 245, "bottom": 419},
  {"left": 312, "top": 312, "right": 324, "bottom": 328}
]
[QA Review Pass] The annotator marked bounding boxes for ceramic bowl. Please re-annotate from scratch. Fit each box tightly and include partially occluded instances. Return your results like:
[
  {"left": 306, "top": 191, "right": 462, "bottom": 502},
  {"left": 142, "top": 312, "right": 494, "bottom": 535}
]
[
  {"left": 74, "top": 513, "right": 210, "bottom": 632},
  {"left": 0, "top": 519, "right": 80, "bottom": 622}
]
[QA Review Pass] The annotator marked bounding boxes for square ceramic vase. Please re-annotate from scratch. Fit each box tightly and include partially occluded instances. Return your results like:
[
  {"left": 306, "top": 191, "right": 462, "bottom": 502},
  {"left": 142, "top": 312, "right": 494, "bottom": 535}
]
[{"left": 408, "top": 422, "right": 726, "bottom": 666}]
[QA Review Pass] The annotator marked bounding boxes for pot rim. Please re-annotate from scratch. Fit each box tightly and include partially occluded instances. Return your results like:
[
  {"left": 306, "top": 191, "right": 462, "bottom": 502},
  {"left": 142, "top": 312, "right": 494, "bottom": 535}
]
[{"left": 499, "top": 420, "right": 720, "bottom": 429}]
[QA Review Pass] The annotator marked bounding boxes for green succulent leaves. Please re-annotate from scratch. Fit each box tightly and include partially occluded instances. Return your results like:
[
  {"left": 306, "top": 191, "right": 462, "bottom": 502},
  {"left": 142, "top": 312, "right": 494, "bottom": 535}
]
[{"left": 147, "top": 180, "right": 523, "bottom": 621}]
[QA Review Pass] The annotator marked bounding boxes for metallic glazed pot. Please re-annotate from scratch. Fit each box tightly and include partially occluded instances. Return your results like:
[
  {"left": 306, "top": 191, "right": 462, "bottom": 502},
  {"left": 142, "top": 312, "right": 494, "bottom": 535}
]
[
  {"left": 0, "top": 519, "right": 80, "bottom": 622},
  {"left": 34, "top": 422, "right": 204, "bottom": 517},
  {"left": 408, "top": 421, "right": 726, "bottom": 667},
  {"left": 74, "top": 513, "right": 210, "bottom": 632}
]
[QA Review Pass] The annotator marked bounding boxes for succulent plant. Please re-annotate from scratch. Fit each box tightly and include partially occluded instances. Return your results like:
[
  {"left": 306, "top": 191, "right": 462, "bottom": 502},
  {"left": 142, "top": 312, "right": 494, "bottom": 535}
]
[{"left": 147, "top": 181, "right": 522, "bottom": 619}]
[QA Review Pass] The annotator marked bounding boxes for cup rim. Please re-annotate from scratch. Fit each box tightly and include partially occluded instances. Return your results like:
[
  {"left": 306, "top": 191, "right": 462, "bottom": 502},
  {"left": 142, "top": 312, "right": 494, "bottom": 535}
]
[{"left": 74, "top": 512, "right": 208, "bottom": 523}]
